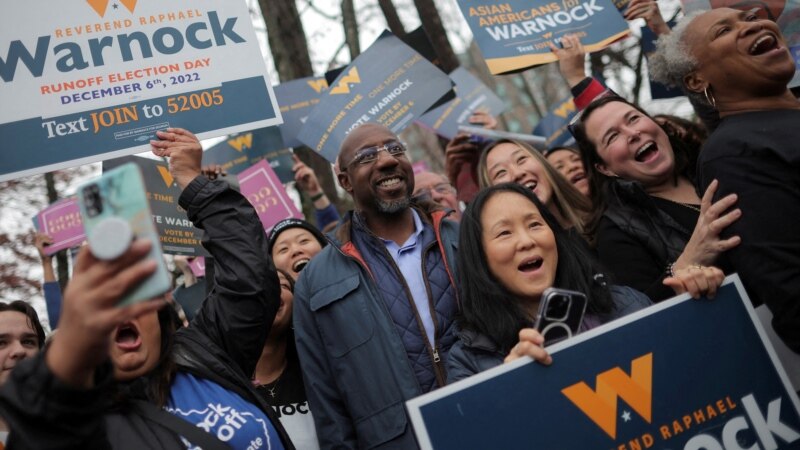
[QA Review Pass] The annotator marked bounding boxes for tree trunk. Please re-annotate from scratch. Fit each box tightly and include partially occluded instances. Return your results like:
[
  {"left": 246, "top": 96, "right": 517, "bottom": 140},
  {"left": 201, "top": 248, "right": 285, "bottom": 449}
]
[
  {"left": 258, "top": 0, "right": 313, "bottom": 81},
  {"left": 378, "top": 0, "right": 406, "bottom": 38},
  {"left": 44, "top": 172, "right": 69, "bottom": 292},
  {"left": 412, "top": 0, "right": 460, "bottom": 73},
  {"left": 342, "top": 0, "right": 361, "bottom": 59},
  {"left": 257, "top": 0, "right": 345, "bottom": 212}
]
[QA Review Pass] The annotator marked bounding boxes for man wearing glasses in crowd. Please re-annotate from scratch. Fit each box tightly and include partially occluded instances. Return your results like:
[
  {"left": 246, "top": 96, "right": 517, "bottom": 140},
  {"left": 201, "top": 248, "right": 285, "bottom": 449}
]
[
  {"left": 413, "top": 171, "right": 462, "bottom": 222},
  {"left": 293, "top": 123, "right": 461, "bottom": 449}
]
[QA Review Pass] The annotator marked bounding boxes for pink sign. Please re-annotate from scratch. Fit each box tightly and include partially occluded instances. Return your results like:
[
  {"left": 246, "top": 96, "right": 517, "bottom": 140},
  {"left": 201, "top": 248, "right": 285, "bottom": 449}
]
[
  {"left": 188, "top": 256, "right": 206, "bottom": 278},
  {"left": 238, "top": 160, "right": 302, "bottom": 233},
  {"left": 35, "top": 197, "right": 86, "bottom": 255},
  {"left": 412, "top": 161, "right": 430, "bottom": 175}
]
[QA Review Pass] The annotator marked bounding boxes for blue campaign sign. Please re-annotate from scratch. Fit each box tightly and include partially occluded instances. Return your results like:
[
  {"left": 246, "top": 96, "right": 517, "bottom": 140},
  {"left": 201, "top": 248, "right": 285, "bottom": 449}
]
[
  {"left": 298, "top": 31, "right": 454, "bottom": 163},
  {"left": 417, "top": 67, "right": 508, "bottom": 139},
  {"left": 0, "top": 1, "right": 282, "bottom": 182},
  {"left": 533, "top": 95, "right": 578, "bottom": 147},
  {"left": 457, "top": 0, "right": 630, "bottom": 74},
  {"left": 408, "top": 275, "right": 800, "bottom": 450},
  {"left": 202, "top": 127, "right": 290, "bottom": 181},
  {"left": 274, "top": 76, "right": 329, "bottom": 148}
]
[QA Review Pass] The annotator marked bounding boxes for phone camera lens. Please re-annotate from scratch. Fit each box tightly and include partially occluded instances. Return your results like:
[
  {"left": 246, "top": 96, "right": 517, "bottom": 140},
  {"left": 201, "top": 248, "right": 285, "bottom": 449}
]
[{"left": 545, "top": 296, "right": 570, "bottom": 321}]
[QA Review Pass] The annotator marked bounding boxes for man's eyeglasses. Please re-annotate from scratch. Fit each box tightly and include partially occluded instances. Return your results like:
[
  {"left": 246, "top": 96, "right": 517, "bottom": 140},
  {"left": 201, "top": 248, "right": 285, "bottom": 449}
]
[
  {"left": 414, "top": 182, "right": 455, "bottom": 200},
  {"left": 345, "top": 141, "right": 407, "bottom": 169},
  {"left": 566, "top": 89, "right": 621, "bottom": 138}
]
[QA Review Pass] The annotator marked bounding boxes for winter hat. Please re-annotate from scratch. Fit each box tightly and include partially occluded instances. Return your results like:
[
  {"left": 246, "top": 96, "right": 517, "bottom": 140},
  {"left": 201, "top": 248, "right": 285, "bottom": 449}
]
[{"left": 268, "top": 218, "right": 328, "bottom": 256}]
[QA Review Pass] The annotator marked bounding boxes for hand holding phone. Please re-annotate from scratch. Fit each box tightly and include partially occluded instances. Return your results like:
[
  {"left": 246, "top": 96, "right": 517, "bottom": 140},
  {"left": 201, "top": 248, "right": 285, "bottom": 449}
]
[{"left": 534, "top": 288, "right": 588, "bottom": 346}]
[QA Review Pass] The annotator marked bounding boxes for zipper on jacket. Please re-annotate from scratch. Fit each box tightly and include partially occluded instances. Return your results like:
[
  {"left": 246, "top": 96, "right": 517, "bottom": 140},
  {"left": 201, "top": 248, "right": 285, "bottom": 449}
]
[
  {"left": 376, "top": 242, "right": 447, "bottom": 388},
  {"left": 420, "top": 241, "right": 447, "bottom": 387},
  {"left": 332, "top": 241, "right": 424, "bottom": 393}
]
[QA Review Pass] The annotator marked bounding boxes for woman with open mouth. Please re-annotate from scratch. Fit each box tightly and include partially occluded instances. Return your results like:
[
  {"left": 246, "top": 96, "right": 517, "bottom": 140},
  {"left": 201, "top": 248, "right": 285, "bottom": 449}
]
[
  {"left": 651, "top": 7, "right": 800, "bottom": 352},
  {"left": 569, "top": 95, "right": 741, "bottom": 302},
  {"left": 447, "top": 183, "right": 724, "bottom": 381},
  {"left": 544, "top": 146, "right": 591, "bottom": 197}
]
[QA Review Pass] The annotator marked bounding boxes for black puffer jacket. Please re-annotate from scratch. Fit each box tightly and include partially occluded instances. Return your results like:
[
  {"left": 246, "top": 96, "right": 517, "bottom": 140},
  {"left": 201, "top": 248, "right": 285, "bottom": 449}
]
[{"left": 0, "top": 177, "right": 295, "bottom": 450}]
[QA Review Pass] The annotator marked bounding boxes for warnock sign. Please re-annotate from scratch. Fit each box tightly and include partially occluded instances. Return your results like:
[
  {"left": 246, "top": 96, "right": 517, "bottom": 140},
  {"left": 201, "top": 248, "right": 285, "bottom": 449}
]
[
  {"left": 0, "top": 0, "right": 282, "bottom": 182},
  {"left": 456, "top": 0, "right": 630, "bottom": 74},
  {"left": 407, "top": 275, "right": 800, "bottom": 450}
]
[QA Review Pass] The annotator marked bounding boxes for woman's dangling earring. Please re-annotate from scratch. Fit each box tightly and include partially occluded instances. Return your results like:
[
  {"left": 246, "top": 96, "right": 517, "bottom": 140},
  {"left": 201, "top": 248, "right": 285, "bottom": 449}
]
[{"left": 703, "top": 86, "right": 716, "bottom": 108}]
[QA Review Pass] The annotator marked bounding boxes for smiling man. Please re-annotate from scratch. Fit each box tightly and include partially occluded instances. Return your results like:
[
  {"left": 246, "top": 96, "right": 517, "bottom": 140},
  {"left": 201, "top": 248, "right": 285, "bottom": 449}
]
[{"left": 293, "top": 124, "right": 461, "bottom": 449}]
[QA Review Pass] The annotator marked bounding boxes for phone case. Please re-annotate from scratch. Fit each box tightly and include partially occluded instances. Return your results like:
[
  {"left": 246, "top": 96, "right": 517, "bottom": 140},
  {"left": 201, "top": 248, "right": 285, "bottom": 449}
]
[
  {"left": 77, "top": 163, "right": 171, "bottom": 306},
  {"left": 534, "top": 288, "right": 588, "bottom": 346}
]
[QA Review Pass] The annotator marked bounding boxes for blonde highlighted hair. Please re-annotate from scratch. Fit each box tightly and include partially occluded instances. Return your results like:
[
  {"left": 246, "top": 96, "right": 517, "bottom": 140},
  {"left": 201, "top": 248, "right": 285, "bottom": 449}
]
[{"left": 477, "top": 139, "right": 592, "bottom": 239}]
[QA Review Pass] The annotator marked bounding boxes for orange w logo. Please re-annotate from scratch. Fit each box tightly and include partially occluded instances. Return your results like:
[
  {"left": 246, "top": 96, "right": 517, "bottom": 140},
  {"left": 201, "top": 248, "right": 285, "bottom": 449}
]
[
  {"left": 227, "top": 133, "right": 253, "bottom": 152},
  {"left": 156, "top": 166, "right": 174, "bottom": 188},
  {"left": 307, "top": 78, "right": 329, "bottom": 94},
  {"left": 87, "top": 0, "right": 137, "bottom": 17},
  {"left": 329, "top": 67, "right": 361, "bottom": 95},
  {"left": 562, "top": 353, "right": 653, "bottom": 439}
]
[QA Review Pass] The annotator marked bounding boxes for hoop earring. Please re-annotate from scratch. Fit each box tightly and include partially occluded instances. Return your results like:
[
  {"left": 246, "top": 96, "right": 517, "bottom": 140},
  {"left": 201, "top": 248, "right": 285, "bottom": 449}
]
[{"left": 703, "top": 87, "right": 716, "bottom": 108}]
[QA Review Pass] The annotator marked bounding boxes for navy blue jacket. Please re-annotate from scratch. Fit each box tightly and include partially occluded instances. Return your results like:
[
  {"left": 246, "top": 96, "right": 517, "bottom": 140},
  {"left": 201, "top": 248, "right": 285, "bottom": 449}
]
[{"left": 293, "top": 206, "right": 459, "bottom": 449}]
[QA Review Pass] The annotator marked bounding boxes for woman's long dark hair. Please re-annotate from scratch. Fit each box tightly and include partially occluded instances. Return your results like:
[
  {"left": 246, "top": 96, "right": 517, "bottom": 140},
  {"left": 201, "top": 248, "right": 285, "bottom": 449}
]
[
  {"left": 457, "top": 183, "right": 614, "bottom": 353},
  {"left": 570, "top": 97, "right": 699, "bottom": 239}
]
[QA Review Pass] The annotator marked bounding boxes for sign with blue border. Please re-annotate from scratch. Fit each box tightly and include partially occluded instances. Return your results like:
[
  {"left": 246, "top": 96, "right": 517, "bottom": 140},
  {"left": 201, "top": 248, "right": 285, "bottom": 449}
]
[
  {"left": 1, "top": 0, "right": 282, "bottom": 182},
  {"left": 298, "top": 31, "right": 454, "bottom": 163},
  {"left": 456, "top": 0, "right": 630, "bottom": 74},
  {"left": 417, "top": 67, "right": 507, "bottom": 139},
  {"left": 408, "top": 275, "right": 800, "bottom": 449}
]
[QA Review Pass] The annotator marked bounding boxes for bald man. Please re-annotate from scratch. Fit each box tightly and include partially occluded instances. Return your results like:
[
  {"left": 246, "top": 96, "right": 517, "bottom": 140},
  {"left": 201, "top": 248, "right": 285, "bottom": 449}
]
[{"left": 293, "top": 124, "right": 460, "bottom": 449}]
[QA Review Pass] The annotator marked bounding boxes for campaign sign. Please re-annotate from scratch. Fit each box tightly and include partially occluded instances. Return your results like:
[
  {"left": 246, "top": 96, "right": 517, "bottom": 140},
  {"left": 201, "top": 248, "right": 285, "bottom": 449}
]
[
  {"left": 417, "top": 67, "right": 507, "bottom": 139},
  {"left": 34, "top": 197, "right": 86, "bottom": 255},
  {"left": 202, "top": 127, "right": 286, "bottom": 178},
  {"left": 0, "top": 0, "right": 282, "bottom": 182},
  {"left": 274, "top": 76, "right": 329, "bottom": 148},
  {"left": 533, "top": 95, "right": 578, "bottom": 147},
  {"left": 237, "top": 160, "right": 302, "bottom": 233},
  {"left": 298, "top": 31, "right": 454, "bottom": 163},
  {"left": 104, "top": 156, "right": 207, "bottom": 256},
  {"left": 407, "top": 275, "right": 800, "bottom": 450},
  {"left": 458, "top": 0, "right": 630, "bottom": 74}
]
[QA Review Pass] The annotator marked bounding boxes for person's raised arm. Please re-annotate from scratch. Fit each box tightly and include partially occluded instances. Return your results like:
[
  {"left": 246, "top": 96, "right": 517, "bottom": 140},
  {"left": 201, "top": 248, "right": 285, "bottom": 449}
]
[{"left": 152, "top": 128, "right": 280, "bottom": 377}]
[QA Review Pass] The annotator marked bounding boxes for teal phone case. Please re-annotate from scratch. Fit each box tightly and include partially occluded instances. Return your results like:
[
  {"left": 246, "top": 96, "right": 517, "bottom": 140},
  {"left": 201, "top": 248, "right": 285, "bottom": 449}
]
[{"left": 78, "top": 163, "right": 171, "bottom": 306}]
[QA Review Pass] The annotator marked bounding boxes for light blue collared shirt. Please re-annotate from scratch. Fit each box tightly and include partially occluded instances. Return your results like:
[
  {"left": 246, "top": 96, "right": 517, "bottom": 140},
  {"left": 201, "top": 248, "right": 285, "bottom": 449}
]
[{"left": 380, "top": 209, "right": 435, "bottom": 346}]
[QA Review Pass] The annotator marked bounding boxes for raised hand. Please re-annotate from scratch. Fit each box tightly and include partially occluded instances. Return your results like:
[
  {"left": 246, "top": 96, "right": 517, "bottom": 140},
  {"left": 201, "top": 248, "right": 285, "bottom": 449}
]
[
  {"left": 150, "top": 128, "right": 203, "bottom": 190},
  {"left": 46, "top": 241, "right": 165, "bottom": 387},
  {"left": 549, "top": 34, "right": 587, "bottom": 88}
]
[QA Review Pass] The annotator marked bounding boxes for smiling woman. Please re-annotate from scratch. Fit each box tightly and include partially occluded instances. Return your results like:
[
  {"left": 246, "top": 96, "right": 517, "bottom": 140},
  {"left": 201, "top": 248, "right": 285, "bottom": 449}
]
[
  {"left": 570, "top": 96, "right": 741, "bottom": 302},
  {"left": 477, "top": 139, "right": 592, "bottom": 239},
  {"left": 447, "top": 183, "right": 652, "bottom": 382},
  {"left": 651, "top": 7, "right": 800, "bottom": 351}
]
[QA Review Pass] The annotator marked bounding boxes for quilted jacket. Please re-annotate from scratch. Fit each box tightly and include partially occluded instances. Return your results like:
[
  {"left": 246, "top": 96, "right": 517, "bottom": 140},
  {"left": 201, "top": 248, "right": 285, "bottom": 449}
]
[{"left": 293, "top": 205, "right": 459, "bottom": 449}]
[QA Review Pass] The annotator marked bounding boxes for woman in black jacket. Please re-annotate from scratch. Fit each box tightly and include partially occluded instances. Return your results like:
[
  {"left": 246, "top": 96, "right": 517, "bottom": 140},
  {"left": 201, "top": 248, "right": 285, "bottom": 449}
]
[{"left": 0, "top": 129, "right": 294, "bottom": 450}]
